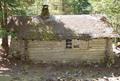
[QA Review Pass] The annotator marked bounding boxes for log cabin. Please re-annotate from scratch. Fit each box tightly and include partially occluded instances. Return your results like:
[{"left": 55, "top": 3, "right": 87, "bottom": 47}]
[{"left": 7, "top": 4, "right": 118, "bottom": 64}]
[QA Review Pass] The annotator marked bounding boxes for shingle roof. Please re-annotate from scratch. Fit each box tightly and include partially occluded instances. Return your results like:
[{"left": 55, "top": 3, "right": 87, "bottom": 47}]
[{"left": 7, "top": 14, "right": 118, "bottom": 39}]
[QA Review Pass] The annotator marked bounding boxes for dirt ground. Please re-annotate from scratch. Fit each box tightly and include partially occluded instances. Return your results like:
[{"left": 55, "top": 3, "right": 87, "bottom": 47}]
[{"left": 0, "top": 58, "right": 120, "bottom": 81}]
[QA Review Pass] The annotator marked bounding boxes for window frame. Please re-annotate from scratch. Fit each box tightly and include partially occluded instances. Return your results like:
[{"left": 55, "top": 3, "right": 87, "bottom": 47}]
[
  {"left": 66, "top": 39, "right": 72, "bottom": 49},
  {"left": 73, "top": 39, "right": 89, "bottom": 49}
]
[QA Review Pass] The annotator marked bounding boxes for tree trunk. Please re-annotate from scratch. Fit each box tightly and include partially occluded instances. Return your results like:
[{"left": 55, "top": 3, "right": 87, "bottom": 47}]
[
  {"left": 1, "top": 1, "right": 9, "bottom": 56},
  {"left": 104, "top": 38, "right": 114, "bottom": 67},
  {"left": 62, "top": 0, "right": 65, "bottom": 14}
]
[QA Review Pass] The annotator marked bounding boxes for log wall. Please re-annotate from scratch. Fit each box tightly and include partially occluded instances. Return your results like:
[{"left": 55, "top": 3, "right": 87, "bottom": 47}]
[{"left": 27, "top": 39, "right": 112, "bottom": 63}]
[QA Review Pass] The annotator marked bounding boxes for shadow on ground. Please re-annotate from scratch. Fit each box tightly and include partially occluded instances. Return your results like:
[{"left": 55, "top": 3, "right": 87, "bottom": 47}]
[{"left": 0, "top": 58, "right": 120, "bottom": 81}]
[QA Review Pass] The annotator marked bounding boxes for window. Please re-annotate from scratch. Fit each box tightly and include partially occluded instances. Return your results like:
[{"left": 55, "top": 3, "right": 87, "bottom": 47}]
[
  {"left": 66, "top": 39, "right": 72, "bottom": 48},
  {"left": 66, "top": 39, "right": 89, "bottom": 49},
  {"left": 73, "top": 39, "right": 89, "bottom": 49},
  {"left": 79, "top": 40, "right": 89, "bottom": 49},
  {"left": 54, "top": 5, "right": 58, "bottom": 10},
  {"left": 73, "top": 39, "right": 80, "bottom": 48}
]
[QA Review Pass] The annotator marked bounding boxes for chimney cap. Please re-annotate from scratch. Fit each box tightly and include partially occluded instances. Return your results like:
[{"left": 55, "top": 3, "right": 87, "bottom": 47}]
[
  {"left": 42, "top": 5, "right": 49, "bottom": 8},
  {"left": 43, "top": 0, "right": 49, "bottom": 5}
]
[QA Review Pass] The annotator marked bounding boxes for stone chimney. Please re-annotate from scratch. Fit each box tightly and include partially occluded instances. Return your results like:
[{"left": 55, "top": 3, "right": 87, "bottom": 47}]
[{"left": 41, "top": 0, "right": 50, "bottom": 19}]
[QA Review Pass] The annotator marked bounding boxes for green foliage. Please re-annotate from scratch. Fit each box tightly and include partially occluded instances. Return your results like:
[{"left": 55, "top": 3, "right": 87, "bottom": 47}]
[
  {"left": 0, "top": 0, "right": 21, "bottom": 38},
  {"left": 41, "top": 31, "right": 58, "bottom": 41},
  {"left": 0, "top": 11, "right": 3, "bottom": 19},
  {"left": 72, "top": 0, "right": 92, "bottom": 14},
  {"left": 0, "top": 28, "right": 16, "bottom": 38},
  {"left": 25, "top": 0, "right": 43, "bottom": 15},
  {"left": 62, "top": 0, "right": 92, "bottom": 14},
  {"left": 12, "top": 9, "right": 27, "bottom": 15},
  {"left": 90, "top": 0, "right": 120, "bottom": 33},
  {"left": 0, "top": 0, "right": 38, "bottom": 16},
  {"left": 0, "top": 28, "right": 7, "bottom": 38}
]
